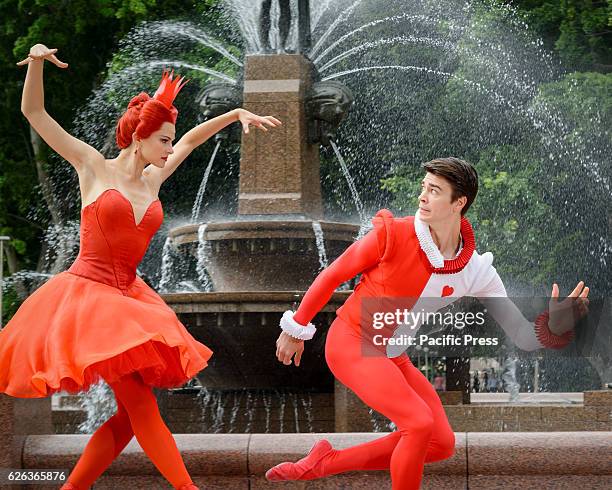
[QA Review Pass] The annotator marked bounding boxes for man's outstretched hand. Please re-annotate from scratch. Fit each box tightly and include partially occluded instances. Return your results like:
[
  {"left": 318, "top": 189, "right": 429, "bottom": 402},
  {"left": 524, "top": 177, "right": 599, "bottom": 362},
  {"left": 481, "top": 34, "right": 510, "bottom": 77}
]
[{"left": 548, "top": 280, "right": 589, "bottom": 336}]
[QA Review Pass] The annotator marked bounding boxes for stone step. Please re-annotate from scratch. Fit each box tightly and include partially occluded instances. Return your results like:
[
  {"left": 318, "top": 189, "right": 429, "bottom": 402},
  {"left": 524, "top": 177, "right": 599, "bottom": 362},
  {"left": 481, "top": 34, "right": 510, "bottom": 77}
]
[{"left": 16, "top": 431, "right": 612, "bottom": 489}]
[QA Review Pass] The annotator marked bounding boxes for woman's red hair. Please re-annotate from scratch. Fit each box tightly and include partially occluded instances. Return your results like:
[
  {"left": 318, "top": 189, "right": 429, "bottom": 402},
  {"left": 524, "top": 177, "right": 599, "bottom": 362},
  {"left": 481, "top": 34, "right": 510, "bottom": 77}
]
[{"left": 115, "top": 93, "right": 178, "bottom": 149}]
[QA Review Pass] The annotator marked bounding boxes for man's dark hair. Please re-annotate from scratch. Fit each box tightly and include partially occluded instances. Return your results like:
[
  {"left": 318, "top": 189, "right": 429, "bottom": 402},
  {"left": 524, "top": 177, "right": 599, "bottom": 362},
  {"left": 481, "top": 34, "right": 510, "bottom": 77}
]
[{"left": 422, "top": 157, "right": 479, "bottom": 216}]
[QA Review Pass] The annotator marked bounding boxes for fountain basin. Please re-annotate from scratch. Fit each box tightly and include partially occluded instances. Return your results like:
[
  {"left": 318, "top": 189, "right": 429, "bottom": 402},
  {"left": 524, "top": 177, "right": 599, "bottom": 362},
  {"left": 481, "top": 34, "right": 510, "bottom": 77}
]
[
  {"left": 169, "top": 219, "right": 360, "bottom": 291},
  {"left": 162, "top": 291, "right": 351, "bottom": 390}
]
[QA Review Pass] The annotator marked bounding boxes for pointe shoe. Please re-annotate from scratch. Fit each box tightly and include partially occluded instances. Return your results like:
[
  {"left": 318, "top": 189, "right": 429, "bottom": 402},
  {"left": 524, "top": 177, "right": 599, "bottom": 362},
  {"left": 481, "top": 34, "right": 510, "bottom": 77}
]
[
  {"left": 177, "top": 484, "right": 199, "bottom": 490},
  {"left": 265, "top": 439, "right": 334, "bottom": 481},
  {"left": 59, "top": 482, "right": 81, "bottom": 490}
]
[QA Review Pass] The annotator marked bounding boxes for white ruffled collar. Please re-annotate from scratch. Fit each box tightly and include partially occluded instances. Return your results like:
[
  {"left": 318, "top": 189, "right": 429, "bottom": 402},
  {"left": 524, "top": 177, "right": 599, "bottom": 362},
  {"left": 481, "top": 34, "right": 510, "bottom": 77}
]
[{"left": 414, "top": 211, "right": 463, "bottom": 268}]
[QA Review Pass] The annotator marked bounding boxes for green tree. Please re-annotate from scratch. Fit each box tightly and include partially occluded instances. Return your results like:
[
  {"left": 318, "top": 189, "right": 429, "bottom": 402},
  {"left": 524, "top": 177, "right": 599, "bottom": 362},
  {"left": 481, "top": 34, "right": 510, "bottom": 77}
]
[{"left": 511, "top": 0, "right": 612, "bottom": 70}]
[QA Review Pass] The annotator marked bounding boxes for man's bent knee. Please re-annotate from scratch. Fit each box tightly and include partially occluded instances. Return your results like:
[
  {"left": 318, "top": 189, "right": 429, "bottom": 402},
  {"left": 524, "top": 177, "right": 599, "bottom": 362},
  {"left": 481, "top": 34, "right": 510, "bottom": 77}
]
[{"left": 398, "top": 413, "right": 435, "bottom": 438}]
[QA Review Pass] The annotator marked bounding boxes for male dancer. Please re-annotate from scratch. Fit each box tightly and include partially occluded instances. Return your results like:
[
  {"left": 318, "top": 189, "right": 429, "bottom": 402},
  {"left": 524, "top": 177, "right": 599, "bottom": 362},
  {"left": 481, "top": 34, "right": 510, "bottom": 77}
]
[{"left": 268, "top": 157, "right": 589, "bottom": 489}]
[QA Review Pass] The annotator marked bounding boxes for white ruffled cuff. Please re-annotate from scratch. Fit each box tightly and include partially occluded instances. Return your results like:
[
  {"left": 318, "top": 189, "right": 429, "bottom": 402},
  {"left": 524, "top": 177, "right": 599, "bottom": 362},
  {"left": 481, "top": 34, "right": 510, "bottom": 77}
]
[{"left": 280, "top": 310, "right": 317, "bottom": 340}]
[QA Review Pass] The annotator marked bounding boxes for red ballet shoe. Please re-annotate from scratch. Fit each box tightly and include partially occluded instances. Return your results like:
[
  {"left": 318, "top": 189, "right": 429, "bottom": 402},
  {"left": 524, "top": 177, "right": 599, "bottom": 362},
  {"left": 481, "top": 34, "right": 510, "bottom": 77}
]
[
  {"left": 177, "top": 483, "right": 199, "bottom": 490},
  {"left": 265, "top": 439, "right": 334, "bottom": 481},
  {"left": 59, "top": 482, "right": 81, "bottom": 490}
]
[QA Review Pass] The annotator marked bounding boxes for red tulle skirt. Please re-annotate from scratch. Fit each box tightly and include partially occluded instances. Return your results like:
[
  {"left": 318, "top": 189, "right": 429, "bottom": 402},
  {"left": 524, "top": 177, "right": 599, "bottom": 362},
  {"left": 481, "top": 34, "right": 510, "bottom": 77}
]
[{"left": 0, "top": 271, "right": 213, "bottom": 398}]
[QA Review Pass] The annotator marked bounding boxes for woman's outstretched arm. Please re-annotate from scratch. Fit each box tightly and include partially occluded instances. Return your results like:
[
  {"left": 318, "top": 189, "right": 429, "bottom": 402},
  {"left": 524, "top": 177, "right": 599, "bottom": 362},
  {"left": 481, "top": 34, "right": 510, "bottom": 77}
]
[
  {"left": 145, "top": 108, "right": 281, "bottom": 185},
  {"left": 18, "top": 44, "right": 104, "bottom": 170}
]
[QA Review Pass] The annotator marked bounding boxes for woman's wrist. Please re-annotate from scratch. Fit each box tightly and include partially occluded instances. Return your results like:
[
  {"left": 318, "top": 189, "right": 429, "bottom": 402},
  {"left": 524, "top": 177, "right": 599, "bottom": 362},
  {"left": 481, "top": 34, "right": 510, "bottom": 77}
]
[{"left": 231, "top": 108, "right": 243, "bottom": 121}]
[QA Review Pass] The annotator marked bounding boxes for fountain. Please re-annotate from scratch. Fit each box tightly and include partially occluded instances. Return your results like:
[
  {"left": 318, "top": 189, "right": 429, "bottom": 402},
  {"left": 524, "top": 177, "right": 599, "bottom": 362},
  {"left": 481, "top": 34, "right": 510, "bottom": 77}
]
[
  {"left": 151, "top": 2, "right": 360, "bottom": 432},
  {"left": 2, "top": 1, "right": 611, "bottom": 488},
  {"left": 2, "top": 0, "right": 606, "bottom": 437}
]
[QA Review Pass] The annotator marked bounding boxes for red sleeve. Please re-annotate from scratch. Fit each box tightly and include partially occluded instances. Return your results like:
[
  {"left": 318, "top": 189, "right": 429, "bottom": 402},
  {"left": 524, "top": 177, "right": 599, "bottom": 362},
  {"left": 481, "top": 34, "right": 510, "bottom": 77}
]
[{"left": 293, "top": 209, "right": 393, "bottom": 326}]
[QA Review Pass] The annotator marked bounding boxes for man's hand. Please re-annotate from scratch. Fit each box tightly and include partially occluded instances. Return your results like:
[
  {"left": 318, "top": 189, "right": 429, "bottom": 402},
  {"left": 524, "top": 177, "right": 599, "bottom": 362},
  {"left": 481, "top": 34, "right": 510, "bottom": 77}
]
[
  {"left": 548, "top": 280, "right": 590, "bottom": 336},
  {"left": 275, "top": 331, "right": 304, "bottom": 366}
]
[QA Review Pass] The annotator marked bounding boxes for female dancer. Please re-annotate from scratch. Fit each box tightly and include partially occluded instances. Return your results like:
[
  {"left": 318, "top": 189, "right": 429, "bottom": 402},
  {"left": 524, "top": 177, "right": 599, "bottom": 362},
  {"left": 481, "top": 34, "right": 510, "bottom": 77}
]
[
  {"left": 268, "top": 157, "right": 589, "bottom": 489},
  {"left": 0, "top": 43, "right": 280, "bottom": 490}
]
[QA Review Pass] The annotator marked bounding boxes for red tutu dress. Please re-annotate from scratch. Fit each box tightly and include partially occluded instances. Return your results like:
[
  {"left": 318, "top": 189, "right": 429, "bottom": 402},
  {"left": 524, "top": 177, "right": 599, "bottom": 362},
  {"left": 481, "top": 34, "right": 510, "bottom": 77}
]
[{"left": 0, "top": 188, "right": 213, "bottom": 398}]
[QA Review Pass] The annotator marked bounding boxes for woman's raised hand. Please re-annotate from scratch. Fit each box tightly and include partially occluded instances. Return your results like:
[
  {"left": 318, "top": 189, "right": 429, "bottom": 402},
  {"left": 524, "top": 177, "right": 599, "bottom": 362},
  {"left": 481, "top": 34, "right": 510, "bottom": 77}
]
[
  {"left": 236, "top": 108, "right": 282, "bottom": 134},
  {"left": 16, "top": 44, "right": 68, "bottom": 68}
]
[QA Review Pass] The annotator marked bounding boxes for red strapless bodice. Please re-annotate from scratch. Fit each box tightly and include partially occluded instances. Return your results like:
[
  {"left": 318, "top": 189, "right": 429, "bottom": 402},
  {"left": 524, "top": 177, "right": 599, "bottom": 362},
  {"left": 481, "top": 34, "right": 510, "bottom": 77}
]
[{"left": 67, "top": 188, "right": 163, "bottom": 293}]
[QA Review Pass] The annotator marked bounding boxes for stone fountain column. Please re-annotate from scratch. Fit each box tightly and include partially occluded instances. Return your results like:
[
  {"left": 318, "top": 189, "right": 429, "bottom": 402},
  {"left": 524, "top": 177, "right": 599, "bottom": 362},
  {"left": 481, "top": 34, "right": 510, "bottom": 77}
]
[{"left": 238, "top": 54, "right": 323, "bottom": 219}]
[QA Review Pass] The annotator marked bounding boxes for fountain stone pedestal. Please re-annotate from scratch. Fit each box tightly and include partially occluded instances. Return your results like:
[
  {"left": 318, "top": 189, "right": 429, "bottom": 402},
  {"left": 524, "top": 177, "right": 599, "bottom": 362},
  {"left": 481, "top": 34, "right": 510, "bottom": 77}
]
[
  {"left": 162, "top": 53, "right": 361, "bottom": 432},
  {"left": 239, "top": 54, "right": 322, "bottom": 218},
  {"left": 169, "top": 54, "right": 359, "bottom": 294}
]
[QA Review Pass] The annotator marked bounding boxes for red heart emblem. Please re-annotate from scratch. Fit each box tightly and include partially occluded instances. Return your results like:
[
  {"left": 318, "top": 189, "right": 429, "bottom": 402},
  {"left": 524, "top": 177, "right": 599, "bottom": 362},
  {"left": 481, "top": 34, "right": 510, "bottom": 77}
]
[{"left": 442, "top": 285, "right": 454, "bottom": 297}]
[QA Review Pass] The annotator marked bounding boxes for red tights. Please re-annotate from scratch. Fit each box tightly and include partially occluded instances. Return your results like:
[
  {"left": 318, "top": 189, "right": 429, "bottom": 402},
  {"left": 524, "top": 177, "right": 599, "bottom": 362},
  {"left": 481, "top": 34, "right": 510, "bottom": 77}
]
[
  {"left": 65, "top": 372, "right": 194, "bottom": 490},
  {"left": 323, "top": 317, "right": 456, "bottom": 489}
]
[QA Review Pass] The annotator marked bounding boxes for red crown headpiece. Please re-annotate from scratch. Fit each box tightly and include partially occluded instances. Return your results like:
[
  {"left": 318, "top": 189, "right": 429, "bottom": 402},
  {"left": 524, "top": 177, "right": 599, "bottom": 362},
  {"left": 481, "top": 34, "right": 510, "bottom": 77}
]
[{"left": 153, "top": 69, "right": 188, "bottom": 109}]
